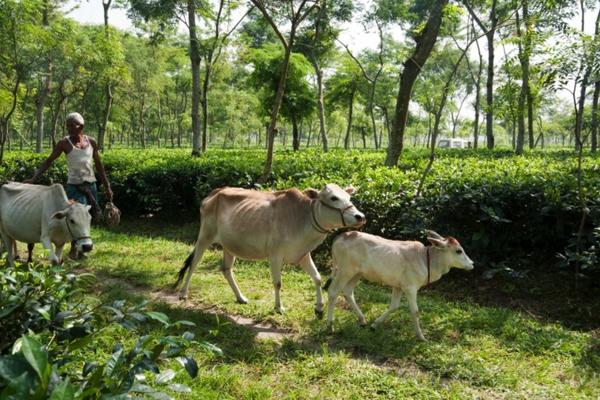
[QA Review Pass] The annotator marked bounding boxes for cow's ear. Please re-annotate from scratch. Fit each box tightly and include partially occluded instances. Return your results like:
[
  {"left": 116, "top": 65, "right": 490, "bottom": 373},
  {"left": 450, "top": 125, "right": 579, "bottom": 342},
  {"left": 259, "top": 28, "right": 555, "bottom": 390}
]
[
  {"left": 52, "top": 211, "right": 67, "bottom": 220},
  {"left": 303, "top": 188, "right": 319, "bottom": 199},
  {"left": 427, "top": 237, "right": 447, "bottom": 248},
  {"left": 344, "top": 185, "right": 357, "bottom": 195},
  {"left": 85, "top": 205, "right": 92, "bottom": 212}
]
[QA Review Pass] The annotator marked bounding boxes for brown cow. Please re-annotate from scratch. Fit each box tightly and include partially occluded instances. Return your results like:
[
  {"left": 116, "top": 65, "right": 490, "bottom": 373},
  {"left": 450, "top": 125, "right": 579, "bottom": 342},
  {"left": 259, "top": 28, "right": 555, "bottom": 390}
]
[{"left": 174, "top": 184, "right": 365, "bottom": 317}]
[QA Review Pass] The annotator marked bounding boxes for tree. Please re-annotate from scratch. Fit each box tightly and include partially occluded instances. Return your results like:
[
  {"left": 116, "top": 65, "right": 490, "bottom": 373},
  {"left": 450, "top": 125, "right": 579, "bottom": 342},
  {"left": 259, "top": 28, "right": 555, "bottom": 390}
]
[
  {"left": 295, "top": 0, "right": 353, "bottom": 152},
  {"left": 247, "top": 45, "right": 316, "bottom": 151},
  {"left": 0, "top": 0, "right": 41, "bottom": 161},
  {"left": 462, "top": 0, "right": 509, "bottom": 150},
  {"left": 250, "top": 0, "right": 320, "bottom": 180},
  {"left": 385, "top": 0, "right": 450, "bottom": 166},
  {"left": 325, "top": 54, "right": 363, "bottom": 149}
]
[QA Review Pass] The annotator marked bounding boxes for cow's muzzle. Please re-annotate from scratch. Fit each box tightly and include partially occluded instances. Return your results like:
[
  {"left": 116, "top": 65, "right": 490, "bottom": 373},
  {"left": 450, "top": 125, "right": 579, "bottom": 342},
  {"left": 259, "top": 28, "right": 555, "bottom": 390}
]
[{"left": 77, "top": 237, "right": 94, "bottom": 253}]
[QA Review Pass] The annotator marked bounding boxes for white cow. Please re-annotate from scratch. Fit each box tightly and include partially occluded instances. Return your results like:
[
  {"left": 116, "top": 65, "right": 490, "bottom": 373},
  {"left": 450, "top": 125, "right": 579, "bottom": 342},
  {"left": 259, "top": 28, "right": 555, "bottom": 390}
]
[
  {"left": 325, "top": 230, "right": 474, "bottom": 340},
  {"left": 0, "top": 182, "right": 93, "bottom": 266},
  {"left": 174, "top": 184, "right": 365, "bottom": 316}
]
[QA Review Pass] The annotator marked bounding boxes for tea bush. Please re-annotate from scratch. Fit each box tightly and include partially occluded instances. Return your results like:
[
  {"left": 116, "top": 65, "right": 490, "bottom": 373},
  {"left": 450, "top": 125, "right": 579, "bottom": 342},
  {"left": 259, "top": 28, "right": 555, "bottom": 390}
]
[
  {"left": 0, "top": 262, "right": 220, "bottom": 398},
  {"left": 2, "top": 148, "right": 599, "bottom": 271}
]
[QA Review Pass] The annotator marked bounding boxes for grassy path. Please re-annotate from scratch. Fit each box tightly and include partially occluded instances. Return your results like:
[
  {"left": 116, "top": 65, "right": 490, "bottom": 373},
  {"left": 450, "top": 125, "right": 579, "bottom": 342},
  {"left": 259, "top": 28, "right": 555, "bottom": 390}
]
[{"left": 75, "top": 219, "right": 599, "bottom": 399}]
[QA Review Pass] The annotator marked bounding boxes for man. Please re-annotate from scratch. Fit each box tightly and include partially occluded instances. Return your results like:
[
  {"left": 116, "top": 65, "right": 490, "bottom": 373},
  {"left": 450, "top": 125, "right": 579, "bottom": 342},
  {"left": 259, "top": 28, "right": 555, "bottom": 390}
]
[{"left": 26, "top": 112, "right": 113, "bottom": 259}]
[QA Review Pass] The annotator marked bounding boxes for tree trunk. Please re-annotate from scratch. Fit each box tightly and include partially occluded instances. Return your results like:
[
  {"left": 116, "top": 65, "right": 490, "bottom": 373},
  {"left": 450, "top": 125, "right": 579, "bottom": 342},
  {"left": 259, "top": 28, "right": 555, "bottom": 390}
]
[
  {"left": 201, "top": 64, "right": 211, "bottom": 152},
  {"left": 35, "top": 0, "right": 52, "bottom": 153},
  {"left": 591, "top": 80, "right": 600, "bottom": 153},
  {"left": 515, "top": 8, "right": 528, "bottom": 155},
  {"left": 99, "top": 0, "right": 113, "bottom": 151},
  {"left": 261, "top": 43, "right": 293, "bottom": 180},
  {"left": 291, "top": 113, "right": 300, "bottom": 151},
  {"left": 313, "top": 63, "right": 328, "bottom": 151},
  {"left": 344, "top": 89, "right": 355, "bottom": 149},
  {"left": 385, "top": 0, "right": 448, "bottom": 166},
  {"left": 188, "top": 0, "right": 202, "bottom": 156}
]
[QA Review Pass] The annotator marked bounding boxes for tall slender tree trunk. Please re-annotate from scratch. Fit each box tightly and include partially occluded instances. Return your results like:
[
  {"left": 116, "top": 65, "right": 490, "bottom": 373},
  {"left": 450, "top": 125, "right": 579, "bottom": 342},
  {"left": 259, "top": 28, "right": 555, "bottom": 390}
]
[
  {"left": 188, "top": 0, "right": 202, "bottom": 156},
  {"left": 99, "top": 0, "right": 113, "bottom": 151},
  {"left": 35, "top": 0, "right": 52, "bottom": 153},
  {"left": 473, "top": 29, "right": 483, "bottom": 149},
  {"left": 344, "top": 89, "right": 355, "bottom": 150},
  {"left": 591, "top": 80, "right": 599, "bottom": 153},
  {"left": 314, "top": 64, "right": 328, "bottom": 151},
  {"left": 291, "top": 113, "right": 300, "bottom": 151},
  {"left": 385, "top": 0, "right": 448, "bottom": 165},
  {"left": 515, "top": 7, "right": 528, "bottom": 155},
  {"left": 200, "top": 64, "right": 210, "bottom": 152}
]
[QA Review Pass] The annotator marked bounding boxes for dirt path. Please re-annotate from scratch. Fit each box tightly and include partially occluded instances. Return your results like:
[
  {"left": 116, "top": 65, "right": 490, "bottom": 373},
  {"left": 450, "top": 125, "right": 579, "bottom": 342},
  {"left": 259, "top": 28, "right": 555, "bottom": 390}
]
[{"left": 93, "top": 273, "right": 293, "bottom": 342}]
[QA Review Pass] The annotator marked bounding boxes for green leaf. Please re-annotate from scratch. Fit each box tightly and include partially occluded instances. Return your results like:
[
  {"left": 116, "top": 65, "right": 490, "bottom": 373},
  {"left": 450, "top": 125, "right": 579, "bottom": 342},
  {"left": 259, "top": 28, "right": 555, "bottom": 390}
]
[
  {"left": 35, "top": 306, "right": 51, "bottom": 321},
  {"left": 155, "top": 369, "right": 176, "bottom": 385},
  {"left": 168, "top": 383, "right": 192, "bottom": 393},
  {"left": 146, "top": 311, "right": 170, "bottom": 326},
  {"left": 176, "top": 356, "right": 198, "bottom": 378},
  {"left": 105, "top": 347, "right": 124, "bottom": 378},
  {"left": 0, "top": 371, "right": 31, "bottom": 400},
  {"left": 48, "top": 379, "right": 75, "bottom": 400},
  {"left": 20, "top": 336, "right": 48, "bottom": 381},
  {"left": 199, "top": 341, "right": 223, "bottom": 356},
  {"left": 0, "top": 354, "right": 33, "bottom": 382}
]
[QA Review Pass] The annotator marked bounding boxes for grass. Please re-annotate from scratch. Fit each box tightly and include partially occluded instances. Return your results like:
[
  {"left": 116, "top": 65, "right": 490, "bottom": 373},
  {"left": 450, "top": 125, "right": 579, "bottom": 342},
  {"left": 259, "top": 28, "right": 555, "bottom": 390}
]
[{"left": 69, "top": 218, "right": 600, "bottom": 399}]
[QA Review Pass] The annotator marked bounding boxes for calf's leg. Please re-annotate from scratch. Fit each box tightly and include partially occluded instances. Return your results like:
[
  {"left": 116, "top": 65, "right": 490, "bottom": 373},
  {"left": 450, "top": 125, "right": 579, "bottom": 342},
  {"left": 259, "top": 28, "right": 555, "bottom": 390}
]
[
  {"left": 342, "top": 276, "right": 367, "bottom": 326},
  {"left": 326, "top": 271, "right": 356, "bottom": 330},
  {"left": 405, "top": 288, "right": 426, "bottom": 341},
  {"left": 371, "top": 287, "right": 403, "bottom": 328},
  {"left": 298, "top": 253, "right": 323, "bottom": 318},
  {"left": 221, "top": 250, "right": 247, "bottom": 304}
]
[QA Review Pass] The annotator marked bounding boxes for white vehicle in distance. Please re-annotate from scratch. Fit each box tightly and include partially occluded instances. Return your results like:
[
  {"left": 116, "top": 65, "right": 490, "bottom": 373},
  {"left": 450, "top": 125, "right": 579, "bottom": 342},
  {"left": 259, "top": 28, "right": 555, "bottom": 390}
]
[{"left": 437, "top": 138, "right": 472, "bottom": 149}]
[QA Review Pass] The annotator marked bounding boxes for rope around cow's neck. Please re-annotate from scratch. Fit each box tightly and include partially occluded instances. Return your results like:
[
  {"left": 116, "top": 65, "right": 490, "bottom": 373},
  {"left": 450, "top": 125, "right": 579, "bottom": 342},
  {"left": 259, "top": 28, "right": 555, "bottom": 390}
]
[{"left": 310, "top": 199, "right": 354, "bottom": 234}]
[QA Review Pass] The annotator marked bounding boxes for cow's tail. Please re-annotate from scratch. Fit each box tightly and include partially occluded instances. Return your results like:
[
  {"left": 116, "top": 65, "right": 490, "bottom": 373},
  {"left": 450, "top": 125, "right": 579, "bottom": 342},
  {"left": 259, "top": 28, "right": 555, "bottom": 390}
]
[{"left": 173, "top": 249, "right": 195, "bottom": 289}]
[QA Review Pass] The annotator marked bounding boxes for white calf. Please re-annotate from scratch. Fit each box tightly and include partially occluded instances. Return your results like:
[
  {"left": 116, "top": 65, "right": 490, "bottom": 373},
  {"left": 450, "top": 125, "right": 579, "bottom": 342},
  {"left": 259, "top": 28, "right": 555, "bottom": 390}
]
[{"left": 325, "top": 230, "right": 474, "bottom": 340}]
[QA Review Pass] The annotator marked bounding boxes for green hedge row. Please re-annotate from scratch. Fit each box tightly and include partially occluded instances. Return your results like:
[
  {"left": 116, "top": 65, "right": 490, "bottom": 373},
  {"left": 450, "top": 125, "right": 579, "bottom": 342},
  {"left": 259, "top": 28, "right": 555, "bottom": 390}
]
[{"left": 2, "top": 148, "right": 599, "bottom": 270}]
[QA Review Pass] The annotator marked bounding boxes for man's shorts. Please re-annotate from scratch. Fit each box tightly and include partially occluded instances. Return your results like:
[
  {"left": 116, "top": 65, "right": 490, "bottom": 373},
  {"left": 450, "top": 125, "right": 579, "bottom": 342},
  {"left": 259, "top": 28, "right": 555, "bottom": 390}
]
[{"left": 65, "top": 182, "right": 99, "bottom": 206}]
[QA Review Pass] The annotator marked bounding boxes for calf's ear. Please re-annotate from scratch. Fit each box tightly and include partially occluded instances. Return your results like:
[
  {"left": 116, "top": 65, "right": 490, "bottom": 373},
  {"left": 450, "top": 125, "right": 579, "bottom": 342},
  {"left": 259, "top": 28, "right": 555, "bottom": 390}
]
[
  {"left": 344, "top": 185, "right": 357, "bottom": 195},
  {"left": 303, "top": 188, "right": 319, "bottom": 199},
  {"left": 427, "top": 237, "right": 447, "bottom": 248}
]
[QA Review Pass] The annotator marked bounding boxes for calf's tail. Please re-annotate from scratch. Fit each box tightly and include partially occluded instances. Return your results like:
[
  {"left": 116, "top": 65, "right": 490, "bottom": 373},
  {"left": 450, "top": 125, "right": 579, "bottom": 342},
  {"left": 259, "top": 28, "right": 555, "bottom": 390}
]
[{"left": 173, "top": 249, "right": 195, "bottom": 289}]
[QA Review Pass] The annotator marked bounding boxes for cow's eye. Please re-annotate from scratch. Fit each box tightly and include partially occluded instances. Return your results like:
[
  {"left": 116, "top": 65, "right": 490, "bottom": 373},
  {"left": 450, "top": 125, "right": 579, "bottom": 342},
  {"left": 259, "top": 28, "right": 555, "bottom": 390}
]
[
  {"left": 70, "top": 219, "right": 76, "bottom": 224},
  {"left": 330, "top": 196, "right": 338, "bottom": 202},
  {"left": 456, "top": 249, "right": 463, "bottom": 254}
]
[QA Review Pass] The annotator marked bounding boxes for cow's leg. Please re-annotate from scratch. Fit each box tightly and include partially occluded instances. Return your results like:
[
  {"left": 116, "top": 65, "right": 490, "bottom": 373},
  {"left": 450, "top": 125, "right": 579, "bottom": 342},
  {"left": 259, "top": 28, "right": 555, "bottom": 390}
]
[
  {"left": 54, "top": 243, "right": 65, "bottom": 265},
  {"left": 222, "top": 250, "right": 247, "bottom": 304},
  {"left": 27, "top": 243, "right": 34, "bottom": 263},
  {"left": 41, "top": 236, "right": 59, "bottom": 265},
  {"left": 298, "top": 253, "right": 323, "bottom": 318},
  {"left": 405, "top": 288, "right": 425, "bottom": 341},
  {"left": 371, "top": 287, "right": 403, "bottom": 329},
  {"left": 269, "top": 256, "right": 284, "bottom": 314},
  {"left": 12, "top": 241, "right": 19, "bottom": 261},
  {"left": 326, "top": 272, "right": 355, "bottom": 331},
  {"left": 1, "top": 233, "right": 16, "bottom": 267},
  {"left": 342, "top": 276, "right": 367, "bottom": 326},
  {"left": 179, "top": 237, "right": 212, "bottom": 299}
]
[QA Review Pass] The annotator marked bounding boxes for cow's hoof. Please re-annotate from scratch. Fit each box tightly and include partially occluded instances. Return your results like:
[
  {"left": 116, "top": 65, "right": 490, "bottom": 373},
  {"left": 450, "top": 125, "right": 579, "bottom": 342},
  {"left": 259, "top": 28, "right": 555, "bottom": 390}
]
[
  {"left": 314, "top": 308, "right": 324, "bottom": 319},
  {"left": 236, "top": 297, "right": 248, "bottom": 304},
  {"left": 417, "top": 335, "right": 427, "bottom": 342},
  {"left": 274, "top": 307, "right": 284, "bottom": 315},
  {"left": 326, "top": 324, "right": 334, "bottom": 334},
  {"left": 179, "top": 294, "right": 188, "bottom": 301},
  {"left": 369, "top": 324, "right": 378, "bottom": 331},
  {"left": 358, "top": 322, "right": 368, "bottom": 328}
]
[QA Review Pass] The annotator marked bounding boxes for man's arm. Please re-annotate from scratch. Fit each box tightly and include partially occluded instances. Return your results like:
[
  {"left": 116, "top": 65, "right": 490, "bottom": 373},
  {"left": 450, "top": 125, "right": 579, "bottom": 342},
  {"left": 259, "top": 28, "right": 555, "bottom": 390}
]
[
  {"left": 25, "top": 141, "right": 64, "bottom": 183},
  {"left": 90, "top": 138, "right": 113, "bottom": 202}
]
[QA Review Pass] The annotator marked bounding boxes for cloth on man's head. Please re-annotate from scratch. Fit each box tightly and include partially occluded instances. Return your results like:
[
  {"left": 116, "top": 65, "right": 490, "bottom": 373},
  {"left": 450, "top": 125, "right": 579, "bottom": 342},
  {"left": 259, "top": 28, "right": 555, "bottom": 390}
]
[{"left": 66, "top": 112, "right": 84, "bottom": 127}]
